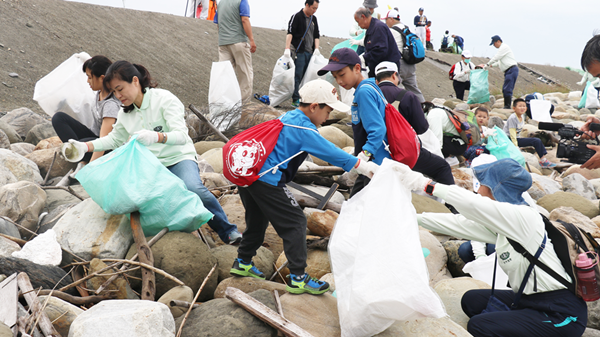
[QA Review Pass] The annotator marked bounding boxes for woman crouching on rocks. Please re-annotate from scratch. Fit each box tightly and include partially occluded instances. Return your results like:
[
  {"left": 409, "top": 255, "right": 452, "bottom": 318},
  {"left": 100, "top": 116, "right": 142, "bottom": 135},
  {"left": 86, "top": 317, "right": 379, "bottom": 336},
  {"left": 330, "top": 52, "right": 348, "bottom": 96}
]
[
  {"left": 61, "top": 60, "right": 243, "bottom": 245},
  {"left": 396, "top": 158, "right": 587, "bottom": 337}
]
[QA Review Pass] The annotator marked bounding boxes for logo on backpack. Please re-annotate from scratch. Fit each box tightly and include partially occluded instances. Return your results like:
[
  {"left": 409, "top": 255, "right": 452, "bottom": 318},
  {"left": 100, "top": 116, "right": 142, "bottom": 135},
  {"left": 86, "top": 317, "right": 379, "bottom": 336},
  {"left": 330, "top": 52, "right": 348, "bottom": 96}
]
[
  {"left": 391, "top": 26, "right": 425, "bottom": 65},
  {"left": 227, "top": 139, "right": 266, "bottom": 178}
]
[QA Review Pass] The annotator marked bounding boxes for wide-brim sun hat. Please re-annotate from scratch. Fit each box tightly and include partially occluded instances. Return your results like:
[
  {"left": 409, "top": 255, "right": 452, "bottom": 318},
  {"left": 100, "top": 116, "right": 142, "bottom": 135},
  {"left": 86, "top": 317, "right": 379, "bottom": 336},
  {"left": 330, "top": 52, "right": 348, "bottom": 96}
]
[{"left": 472, "top": 158, "right": 532, "bottom": 206}]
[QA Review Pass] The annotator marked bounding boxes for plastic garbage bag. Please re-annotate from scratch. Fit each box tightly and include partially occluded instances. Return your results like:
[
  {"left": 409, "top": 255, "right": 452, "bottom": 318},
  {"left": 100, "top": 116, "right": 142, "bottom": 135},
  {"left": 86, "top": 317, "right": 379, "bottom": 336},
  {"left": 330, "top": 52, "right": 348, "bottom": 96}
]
[
  {"left": 466, "top": 69, "right": 490, "bottom": 104},
  {"left": 300, "top": 53, "right": 333, "bottom": 87},
  {"left": 33, "top": 52, "right": 96, "bottom": 130},
  {"left": 269, "top": 55, "right": 296, "bottom": 107},
  {"left": 419, "top": 129, "right": 444, "bottom": 158},
  {"left": 12, "top": 229, "right": 62, "bottom": 266},
  {"left": 76, "top": 136, "right": 213, "bottom": 236},
  {"left": 485, "top": 126, "right": 526, "bottom": 167},
  {"left": 209, "top": 61, "right": 242, "bottom": 131},
  {"left": 331, "top": 32, "right": 365, "bottom": 54},
  {"left": 329, "top": 158, "right": 446, "bottom": 337},
  {"left": 462, "top": 253, "right": 510, "bottom": 290},
  {"left": 586, "top": 84, "right": 600, "bottom": 109}
]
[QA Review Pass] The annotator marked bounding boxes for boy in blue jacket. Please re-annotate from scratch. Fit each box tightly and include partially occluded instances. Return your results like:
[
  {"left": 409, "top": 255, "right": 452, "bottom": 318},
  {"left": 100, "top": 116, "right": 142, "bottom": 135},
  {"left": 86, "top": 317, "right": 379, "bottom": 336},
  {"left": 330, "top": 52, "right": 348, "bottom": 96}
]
[{"left": 230, "top": 79, "right": 377, "bottom": 295}]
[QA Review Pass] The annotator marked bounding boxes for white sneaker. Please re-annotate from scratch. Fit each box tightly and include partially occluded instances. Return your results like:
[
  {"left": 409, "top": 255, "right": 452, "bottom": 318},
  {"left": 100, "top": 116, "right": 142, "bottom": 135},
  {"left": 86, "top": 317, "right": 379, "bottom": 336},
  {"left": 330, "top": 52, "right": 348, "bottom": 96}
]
[{"left": 445, "top": 156, "right": 460, "bottom": 167}]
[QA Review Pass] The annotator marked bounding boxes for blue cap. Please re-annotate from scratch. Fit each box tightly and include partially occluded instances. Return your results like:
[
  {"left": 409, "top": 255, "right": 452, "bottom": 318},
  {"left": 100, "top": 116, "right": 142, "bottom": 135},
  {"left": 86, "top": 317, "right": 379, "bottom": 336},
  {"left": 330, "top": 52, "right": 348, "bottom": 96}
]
[
  {"left": 318, "top": 48, "right": 362, "bottom": 76},
  {"left": 490, "top": 35, "right": 502, "bottom": 45},
  {"left": 473, "top": 158, "right": 531, "bottom": 206}
]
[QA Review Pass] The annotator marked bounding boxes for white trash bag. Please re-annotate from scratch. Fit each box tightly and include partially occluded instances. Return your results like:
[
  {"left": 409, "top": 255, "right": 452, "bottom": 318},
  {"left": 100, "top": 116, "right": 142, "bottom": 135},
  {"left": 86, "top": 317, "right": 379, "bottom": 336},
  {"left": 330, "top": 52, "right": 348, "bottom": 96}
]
[
  {"left": 12, "top": 229, "right": 62, "bottom": 266},
  {"left": 33, "top": 52, "right": 96, "bottom": 130},
  {"left": 269, "top": 55, "right": 295, "bottom": 107},
  {"left": 208, "top": 61, "right": 242, "bottom": 131},
  {"left": 462, "top": 252, "right": 510, "bottom": 290},
  {"left": 329, "top": 158, "right": 446, "bottom": 337},
  {"left": 586, "top": 85, "right": 600, "bottom": 109},
  {"left": 299, "top": 53, "right": 333, "bottom": 87}
]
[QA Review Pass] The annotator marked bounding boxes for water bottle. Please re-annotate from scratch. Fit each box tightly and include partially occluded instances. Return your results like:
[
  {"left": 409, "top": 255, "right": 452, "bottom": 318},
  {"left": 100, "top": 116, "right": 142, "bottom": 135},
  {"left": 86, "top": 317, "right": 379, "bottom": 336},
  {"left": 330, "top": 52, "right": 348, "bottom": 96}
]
[{"left": 575, "top": 252, "right": 600, "bottom": 301}]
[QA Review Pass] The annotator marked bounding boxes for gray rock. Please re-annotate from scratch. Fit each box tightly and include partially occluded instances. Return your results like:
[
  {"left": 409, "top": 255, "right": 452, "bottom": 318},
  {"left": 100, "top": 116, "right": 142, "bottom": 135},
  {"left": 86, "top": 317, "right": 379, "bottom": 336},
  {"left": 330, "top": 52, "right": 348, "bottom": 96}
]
[
  {"left": 0, "top": 217, "right": 20, "bottom": 239},
  {"left": 194, "top": 141, "right": 225, "bottom": 156},
  {"left": 213, "top": 276, "right": 288, "bottom": 299},
  {"left": 0, "top": 130, "right": 9, "bottom": 149},
  {"left": 420, "top": 230, "right": 452, "bottom": 286},
  {"left": 211, "top": 245, "right": 275, "bottom": 282},
  {"left": 0, "top": 322, "right": 12, "bottom": 337},
  {"left": 197, "top": 158, "right": 214, "bottom": 173},
  {"left": 0, "top": 181, "right": 46, "bottom": 238},
  {"left": 548, "top": 206, "right": 600, "bottom": 238},
  {"left": 563, "top": 173, "right": 598, "bottom": 200},
  {"left": 522, "top": 152, "right": 542, "bottom": 171},
  {"left": 584, "top": 328, "right": 600, "bottom": 337},
  {"left": 433, "top": 277, "right": 491, "bottom": 330},
  {"left": 538, "top": 192, "right": 600, "bottom": 218},
  {"left": 0, "top": 165, "right": 17, "bottom": 188},
  {"left": 53, "top": 198, "right": 132, "bottom": 265},
  {"left": 175, "top": 289, "right": 277, "bottom": 337},
  {"left": 0, "top": 148, "right": 43, "bottom": 183},
  {"left": 0, "top": 235, "right": 20, "bottom": 257},
  {"left": 588, "top": 300, "right": 600, "bottom": 330},
  {"left": 38, "top": 203, "right": 77, "bottom": 234},
  {"left": 375, "top": 316, "right": 472, "bottom": 337},
  {"left": 68, "top": 300, "right": 175, "bottom": 337},
  {"left": 0, "top": 257, "right": 75, "bottom": 295},
  {"left": 443, "top": 240, "right": 468, "bottom": 277},
  {"left": 126, "top": 231, "right": 218, "bottom": 301},
  {"left": 0, "top": 119, "right": 21, "bottom": 144},
  {"left": 0, "top": 108, "right": 47, "bottom": 139},
  {"left": 10, "top": 142, "right": 35, "bottom": 156},
  {"left": 280, "top": 292, "right": 340, "bottom": 336},
  {"left": 38, "top": 295, "right": 83, "bottom": 337},
  {"left": 528, "top": 173, "right": 562, "bottom": 201},
  {"left": 157, "top": 285, "right": 194, "bottom": 318},
  {"left": 44, "top": 187, "right": 81, "bottom": 212},
  {"left": 488, "top": 116, "right": 505, "bottom": 129},
  {"left": 24, "top": 122, "right": 56, "bottom": 145},
  {"left": 25, "top": 148, "right": 76, "bottom": 180}
]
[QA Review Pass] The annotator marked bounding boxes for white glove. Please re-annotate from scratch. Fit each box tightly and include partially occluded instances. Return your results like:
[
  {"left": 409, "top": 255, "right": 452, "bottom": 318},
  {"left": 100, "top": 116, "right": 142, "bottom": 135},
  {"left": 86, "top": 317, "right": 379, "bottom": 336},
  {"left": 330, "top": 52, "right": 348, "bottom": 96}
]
[
  {"left": 357, "top": 151, "right": 370, "bottom": 163},
  {"left": 313, "top": 48, "right": 321, "bottom": 57},
  {"left": 284, "top": 49, "right": 291, "bottom": 58},
  {"left": 133, "top": 130, "right": 159, "bottom": 146},
  {"left": 472, "top": 241, "right": 488, "bottom": 260},
  {"left": 395, "top": 162, "right": 431, "bottom": 192},
  {"left": 61, "top": 139, "right": 88, "bottom": 163},
  {"left": 349, "top": 38, "right": 363, "bottom": 47},
  {"left": 352, "top": 158, "right": 378, "bottom": 179}
]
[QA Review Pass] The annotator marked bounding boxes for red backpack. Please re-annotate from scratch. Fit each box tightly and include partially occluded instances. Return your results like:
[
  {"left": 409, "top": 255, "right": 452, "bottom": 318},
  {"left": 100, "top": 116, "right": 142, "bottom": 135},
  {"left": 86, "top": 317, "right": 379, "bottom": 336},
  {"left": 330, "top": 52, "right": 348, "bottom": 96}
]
[{"left": 363, "top": 84, "right": 421, "bottom": 168}]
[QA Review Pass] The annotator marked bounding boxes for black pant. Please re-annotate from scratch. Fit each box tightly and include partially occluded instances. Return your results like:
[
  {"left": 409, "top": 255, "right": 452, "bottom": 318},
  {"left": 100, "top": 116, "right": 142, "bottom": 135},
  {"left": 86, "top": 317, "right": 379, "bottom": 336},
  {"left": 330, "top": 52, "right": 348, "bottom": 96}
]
[
  {"left": 442, "top": 135, "right": 467, "bottom": 157},
  {"left": 453, "top": 80, "right": 471, "bottom": 101},
  {"left": 461, "top": 289, "right": 587, "bottom": 337},
  {"left": 52, "top": 112, "right": 98, "bottom": 163},
  {"left": 237, "top": 180, "right": 307, "bottom": 275}
]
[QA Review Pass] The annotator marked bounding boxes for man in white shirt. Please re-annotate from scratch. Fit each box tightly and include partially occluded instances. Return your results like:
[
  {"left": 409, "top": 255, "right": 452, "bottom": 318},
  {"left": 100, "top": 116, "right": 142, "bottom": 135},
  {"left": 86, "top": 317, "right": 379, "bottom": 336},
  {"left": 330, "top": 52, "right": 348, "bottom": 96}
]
[
  {"left": 413, "top": 7, "right": 427, "bottom": 44},
  {"left": 482, "top": 35, "right": 518, "bottom": 108}
]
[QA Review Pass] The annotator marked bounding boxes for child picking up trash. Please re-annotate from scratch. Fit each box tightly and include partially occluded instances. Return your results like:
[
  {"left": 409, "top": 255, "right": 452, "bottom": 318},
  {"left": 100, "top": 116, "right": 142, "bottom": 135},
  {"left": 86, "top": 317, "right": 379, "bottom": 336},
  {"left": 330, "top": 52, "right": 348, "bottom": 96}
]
[
  {"left": 230, "top": 79, "right": 378, "bottom": 295},
  {"left": 463, "top": 106, "right": 491, "bottom": 167}
]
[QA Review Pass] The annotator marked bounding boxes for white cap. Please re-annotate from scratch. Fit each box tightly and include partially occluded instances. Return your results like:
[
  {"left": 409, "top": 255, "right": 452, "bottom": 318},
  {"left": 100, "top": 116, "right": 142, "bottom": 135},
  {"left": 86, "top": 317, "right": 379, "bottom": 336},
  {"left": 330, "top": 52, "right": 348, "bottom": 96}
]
[
  {"left": 299, "top": 79, "right": 350, "bottom": 112},
  {"left": 375, "top": 61, "right": 398, "bottom": 76},
  {"left": 461, "top": 50, "right": 472, "bottom": 58},
  {"left": 383, "top": 9, "right": 400, "bottom": 20}
]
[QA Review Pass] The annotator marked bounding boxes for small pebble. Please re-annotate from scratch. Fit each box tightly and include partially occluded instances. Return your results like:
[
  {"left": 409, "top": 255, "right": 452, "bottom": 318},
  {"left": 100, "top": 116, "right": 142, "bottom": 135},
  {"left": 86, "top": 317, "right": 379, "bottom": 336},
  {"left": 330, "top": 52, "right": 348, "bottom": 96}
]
[
  {"left": 0, "top": 43, "right": 4, "bottom": 48},
  {"left": 26, "top": 23, "right": 33, "bottom": 28},
  {"left": 2, "top": 82, "right": 14, "bottom": 88},
  {"left": 8, "top": 73, "right": 18, "bottom": 78},
  {"left": 20, "top": 50, "right": 25, "bottom": 54}
]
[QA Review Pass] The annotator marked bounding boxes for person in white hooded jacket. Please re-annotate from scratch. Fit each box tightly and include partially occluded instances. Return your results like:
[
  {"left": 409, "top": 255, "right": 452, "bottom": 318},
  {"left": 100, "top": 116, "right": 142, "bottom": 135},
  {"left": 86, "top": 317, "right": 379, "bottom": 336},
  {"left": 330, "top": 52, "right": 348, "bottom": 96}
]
[{"left": 452, "top": 50, "right": 476, "bottom": 101}]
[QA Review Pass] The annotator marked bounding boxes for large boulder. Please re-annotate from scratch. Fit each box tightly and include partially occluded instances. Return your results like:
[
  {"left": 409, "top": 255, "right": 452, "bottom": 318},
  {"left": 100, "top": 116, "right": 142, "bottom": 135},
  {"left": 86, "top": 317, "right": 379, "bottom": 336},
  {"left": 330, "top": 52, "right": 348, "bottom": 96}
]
[
  {"left": 174, "top": 289, "right": 277, "bottom": 337},
  {"left": 211, "top": 244, "right": 275, "bottom": 282},
  {"left": 86, "top": 258, "right": 136, "bottom": 299},
  {"left": 563, "top": 173, "right": 598, "bottom": 200},
  {"left": 9, "top": 142, "right": 35, "bottom": 156},
  {"left": 375, "top": 317, "right": 472, "bottom": 337},
  {"left": 319, "top": 125, "right": 354, "bottom": 149},
  {"left": 0, "top": 119, "right": 21, "bottom": 144},
  {"left": 549, "top": 207, "right": 600, "bottom": 238},
  {"left": 0, "top": 322, "right": 11, "bottom": 337},
  {"left": 68, "top": 300, "right": 175, "bottom": 337},
  {"left": 157, "top": 285, "right": 194, "bottom": 319},
  {"left": 26, "top": 148, "right": 76, "bottom": 180},
  {"left": 411, "top": 193, "right": 451, "bottom": 214},
  {"left": 34, "top": 136, "right": 63, "bottom": 150},
  {"left": 0, "top": 165, "right": 17, "bottom": 188},
  {"left": 280, "top": 292, "right": 340, "bottom": 336},
  {"left": 214, "top": 277, "right": 287, "bottom": 298},
  {"left": 0, "top": 236, "right": 20, "bottom": 258},
  {"left": 0, "top": 108, "right": 47, "bottom": 139},
  {"left": 563, "top": 165, "right": 600, "bottom": 180},
  {"left": 0, "top": 130, "right": 9, "bottom": 150},
  {"left": 0, "top": 181, "right": 46, "bottom": 238},
  {"left": 44, "top": 187, "right": 82, "bottom": 212},
  {"left": 53, "top": 198, "right": 133, "bottom": 264},
  {"left": 433, "top": 277, "right": 491, "bottom": 330},
  {"left": 0, "top": 217, "right": 20, "bottom": 239},
  {"left": 443, "top": 240, "right": 468, "bottom": 277},
  {"left": 275, "top": 249, "right": 331, "bottom": 281},
  {"left": 126, "top": 231, "right": 218, "bottom": 301},
  {"left": 420, "top": 230, "right": 452, "bottom": 286},
  {"left": 0, "top": 149, "right": 43, "bottom": 183},
  {"left": 304, "top": 208, "right": 338, "bottom": 237},
  {"left": 199, "top": 172, "right": 229, "bottom": 190},
  {"left": 0, "top": 257, "right": 75, "bottom": 294},
  {"left": 199, "top": 148, "right": 223, "bottom": 174},
  {"left": 38, "top": 295, "right": 83, "bottom": 337},
  {"left": 24, "top": 122, "right": 57, "bottom": 145},
  {"left": 528, "top": 173, "right": 562, "bottom": 201},
  {"left": 194, "top": 141, "right": 225, "bottom": 156},
  {"left": 538, "top": 192, "right": 600, "bottom": 218}
]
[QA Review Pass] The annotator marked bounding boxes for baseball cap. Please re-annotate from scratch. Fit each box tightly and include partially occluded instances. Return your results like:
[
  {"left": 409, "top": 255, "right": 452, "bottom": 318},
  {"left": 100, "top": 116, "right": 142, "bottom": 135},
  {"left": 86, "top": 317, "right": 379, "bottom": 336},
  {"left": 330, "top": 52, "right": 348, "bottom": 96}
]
[
  {"left": 419, "top": 7, "right": 424, "bottom": 11},
  {"left": 461, "top": 50, "right": 472, "bottom": 58},
  {"left": 375, "top": 61, "right": 398, "bottom": 76},
  {"left": 362, "top": 0, "right": 378, "bottom": 9},
  {"left": 383, "top": 9, "right": 400, "bottom": 20},
  {"left": 317, "top": 48, "right": 362, "bottom": 76},
  {"left": 299, "top": 79, "right": 350, "bottom": 112},
  {"left": 490, "top": 35, "right": 502, "bottom": 45}
]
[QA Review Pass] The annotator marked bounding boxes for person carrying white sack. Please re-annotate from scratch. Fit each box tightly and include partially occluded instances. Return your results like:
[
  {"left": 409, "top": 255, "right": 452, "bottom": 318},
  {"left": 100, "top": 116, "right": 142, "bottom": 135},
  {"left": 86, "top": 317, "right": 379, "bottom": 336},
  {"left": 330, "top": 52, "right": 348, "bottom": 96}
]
[{"left": 395, "top": 157, "right": 587, "bottom": 337}]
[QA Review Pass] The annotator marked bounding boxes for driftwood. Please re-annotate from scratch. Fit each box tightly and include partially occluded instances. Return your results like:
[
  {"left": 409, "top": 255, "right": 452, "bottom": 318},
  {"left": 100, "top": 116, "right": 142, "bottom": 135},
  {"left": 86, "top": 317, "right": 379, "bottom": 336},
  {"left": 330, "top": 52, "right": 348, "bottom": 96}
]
[
  {"left": 273, "top": 290, "right": 284, "bottom": 319},
  {"left": 36, "top": 290, "right": 108, "bottom": 306},
  {"left": 0, "top": 233, "right": 27, "bottom": 246},
  {"left": 0, "top": 273, "right": 18, "bottom": 335},
  {"left": 189, "top": 104, "right": 230, "bottom": 142},
  {"left": 59, "top": 263, "right": 137, "bottom": 292},
  {"left": 130, "top": 212, "right": 155, "bottom": 301},
  {"left": 17, "top": 273, "right": 61, "bottom": 337},
  {"left": 269, "top": 261, "right": 288, "bottom": 282},
  {"left": 101, "top": 259, "right": 184, "bottom": 286},
  {"left": 296, "top": 166, "right": 345, "bottom": 174},
  {"left": 294, "top": 195, "right": 341, "bottom": 213},
  {"left": 41, "top": 152, "right": 57, "bottom": 186},
  {"left": 225, "top": 287, "right": 314, "bottom": 337},
  {"left": 176, "top": 264, "right": 217, "bottom": 337},
  {"left": 169, "top": 300, "right": 199, "bottom": 309}
]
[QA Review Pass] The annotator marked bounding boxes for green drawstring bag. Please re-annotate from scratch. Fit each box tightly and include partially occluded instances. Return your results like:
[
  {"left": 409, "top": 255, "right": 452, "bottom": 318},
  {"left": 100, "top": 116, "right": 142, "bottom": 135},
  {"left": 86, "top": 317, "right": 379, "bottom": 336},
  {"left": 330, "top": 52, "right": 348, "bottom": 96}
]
[
  {"left": 485, "top": 126, "right": 526, "bottom": 168},
  {"left": 467, "top": 69, "right": 491, "bottom": 104},
  {"left": 76, "top": 136, "right": 213, "bottom": 236}
]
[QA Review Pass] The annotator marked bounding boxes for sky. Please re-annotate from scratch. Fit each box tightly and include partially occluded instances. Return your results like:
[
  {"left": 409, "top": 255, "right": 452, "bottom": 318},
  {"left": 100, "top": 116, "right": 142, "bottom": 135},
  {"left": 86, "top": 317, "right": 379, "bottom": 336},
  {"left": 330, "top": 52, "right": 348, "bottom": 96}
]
[{"left": 65, "top": 0, "right": 599, "bottom": 68}]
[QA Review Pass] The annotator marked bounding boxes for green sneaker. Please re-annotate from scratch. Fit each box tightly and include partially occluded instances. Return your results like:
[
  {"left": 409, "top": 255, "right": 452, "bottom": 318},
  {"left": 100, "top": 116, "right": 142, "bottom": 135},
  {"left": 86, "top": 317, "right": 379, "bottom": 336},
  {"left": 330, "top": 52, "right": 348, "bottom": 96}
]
[
  {"left": 230, "top": 258, "right": 265, "bottom": 279},
  {"left": 286, "top": 273, "right": 330, "bottom": 295},
  {"left": 291, "top": 99, "right": 300, "bottom": 108}
]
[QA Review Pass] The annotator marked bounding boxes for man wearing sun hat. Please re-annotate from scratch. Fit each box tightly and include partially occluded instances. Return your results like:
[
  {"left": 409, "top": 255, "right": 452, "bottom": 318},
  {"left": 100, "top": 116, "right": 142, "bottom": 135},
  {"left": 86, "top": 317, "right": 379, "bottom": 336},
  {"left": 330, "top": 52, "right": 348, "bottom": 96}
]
[{"left": 481, "top": 35, "right": 519, "bottom": 108}]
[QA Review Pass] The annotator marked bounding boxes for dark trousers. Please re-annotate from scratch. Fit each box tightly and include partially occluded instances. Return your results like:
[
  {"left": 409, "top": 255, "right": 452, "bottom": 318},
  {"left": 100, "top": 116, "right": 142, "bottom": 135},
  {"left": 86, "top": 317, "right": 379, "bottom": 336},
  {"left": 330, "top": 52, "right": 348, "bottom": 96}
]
[
  {"left": 517, "top": 137, "right": 547, "bottom": 158},
  {"left": 237, "top": 180, "right": 307, "bottom": 275},
  {"left": 292, "top": 51, "right": 312, "bottom": 101},
  {"left": 442, "top": 135, "right": 468, "bottom": 157},
  {"left": 503, "top": 66, "right": 519, "bottom": 97},
  {"left": 458, "top": 241, "right": 495, "bottom": 263},
  {"left": 453, "top": 80, "right": 471, "bottom": 101},
  {"left": 461, "top": 289, "right": 587, "bottom": 337},
  {"left": 51, "top": 112, "right": 98, "bottom": 163}
]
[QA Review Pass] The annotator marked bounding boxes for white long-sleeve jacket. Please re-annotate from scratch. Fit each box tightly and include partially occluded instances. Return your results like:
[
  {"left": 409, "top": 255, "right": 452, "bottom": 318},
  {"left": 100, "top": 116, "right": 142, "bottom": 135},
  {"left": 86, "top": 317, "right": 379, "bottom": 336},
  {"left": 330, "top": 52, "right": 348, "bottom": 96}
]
[
  {"left": 453, "top": 60, "right": 476, "bottom": 82},
  {"left": 487, "top": 43, "right": 517, "bottom": 72}
]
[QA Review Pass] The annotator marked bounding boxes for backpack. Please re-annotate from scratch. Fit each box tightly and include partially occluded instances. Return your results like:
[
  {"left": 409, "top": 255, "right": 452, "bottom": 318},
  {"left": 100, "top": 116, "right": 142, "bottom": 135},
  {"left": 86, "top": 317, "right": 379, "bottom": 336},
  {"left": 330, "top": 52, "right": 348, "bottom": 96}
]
[
  {"left": 441, "top": 35, "right": 449, "bottom": 48},
  {"left": 448, "top": 62, "right": 463, "bottom": 80},
  {"left": 438, "top": 106, "right": 478, "bottom": 146},
  {"left": 364, "top": 83, "right": 421, "bottom": 168},
  {"left": 391, "top": 26, "right": 425, "bottom": 65},
  {"left": 508, "top": 215, "right": 600, "bottom": 301},
  {"left": 222, "top": 119, "right": 309, "bottom": 187}
]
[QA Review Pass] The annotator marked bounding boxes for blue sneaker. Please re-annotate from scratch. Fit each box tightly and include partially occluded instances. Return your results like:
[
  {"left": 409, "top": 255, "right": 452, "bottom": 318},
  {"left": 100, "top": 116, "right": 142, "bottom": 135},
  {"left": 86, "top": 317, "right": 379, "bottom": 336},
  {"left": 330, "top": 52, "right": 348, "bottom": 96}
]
[
  {"left": 286, "top": 273, "right": 329, "bottom": 295},
  {"left": 539, "top": 159, "right": 557, "bottom": 168},
  {"left": 230, "top": 258, "right": 265, "bottom": 279},
  {"left": 291, "top": 99, "right": 300, "bottom": 108},
  {"left": 227, "top": 229, "right": 242, "bottom": 245}
]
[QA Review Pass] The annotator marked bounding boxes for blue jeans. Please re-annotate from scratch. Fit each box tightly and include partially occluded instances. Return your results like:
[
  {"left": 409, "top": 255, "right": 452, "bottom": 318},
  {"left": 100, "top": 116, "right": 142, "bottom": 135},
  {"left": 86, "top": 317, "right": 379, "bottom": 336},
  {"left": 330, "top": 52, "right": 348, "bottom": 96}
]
[
  {"left": 503, "top": 66, "right": 519, "bottom": 97},
  {"left": 167, "top": 160, "right": 237, "bottom": 242},
  {"left": 517, "top": 137, "right": 547, "bottom": 158},
  {"left": 293, "top": 51, "right": 312, "bottom": 101},
  {"left": 458, "top": 241, "right": 496, "bottom": 263}
]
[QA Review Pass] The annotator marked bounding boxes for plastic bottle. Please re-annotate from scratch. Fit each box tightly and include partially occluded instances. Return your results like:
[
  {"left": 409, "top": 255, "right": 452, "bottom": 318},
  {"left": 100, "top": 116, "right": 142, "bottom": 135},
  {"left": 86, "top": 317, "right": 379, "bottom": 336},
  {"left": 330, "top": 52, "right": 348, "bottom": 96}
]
[{"left": 575, "top": 252, "right": 600, "bottom": 301}]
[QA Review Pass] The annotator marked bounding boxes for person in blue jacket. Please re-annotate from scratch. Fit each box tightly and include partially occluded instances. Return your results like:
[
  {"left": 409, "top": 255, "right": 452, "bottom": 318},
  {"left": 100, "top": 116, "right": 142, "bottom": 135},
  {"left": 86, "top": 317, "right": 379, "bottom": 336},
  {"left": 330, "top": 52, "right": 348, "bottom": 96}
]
[
  {"left": 354, "top": 7, "right": 401, "bottom": 78},
  {"left": 230, "top": 79, "right": 377, "bottom": 295}
]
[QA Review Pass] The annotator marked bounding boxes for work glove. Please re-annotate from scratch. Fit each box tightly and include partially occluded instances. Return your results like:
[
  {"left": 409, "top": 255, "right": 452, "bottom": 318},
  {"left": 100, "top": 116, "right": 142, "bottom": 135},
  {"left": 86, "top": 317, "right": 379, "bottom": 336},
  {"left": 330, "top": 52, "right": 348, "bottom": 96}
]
[
  {"left": 352, "top": 158, "right": 378, "bottom": 179},
  {"left": 133, "top": 130, "right": 159, "bottom": 146},
  {"left": 357, "top": 150, "right": 371, "bottom": 163},
  {"left": 284, "top": 49, "right": 291, "bottom": 58},
  {"left": 61, "top": 139, "right": 88, "bottom": 163},
  {"left": 349, "top": 38, "right": 363, "bottom": 47},
  {"left": 395, "top": 162, "right": 431, "bottom": 192},
  {"left": 313, "top": 48, "right": 321, "bottom": 57},
  {"left": 472, "top": 241, "right": 487, "bottom": 260}
]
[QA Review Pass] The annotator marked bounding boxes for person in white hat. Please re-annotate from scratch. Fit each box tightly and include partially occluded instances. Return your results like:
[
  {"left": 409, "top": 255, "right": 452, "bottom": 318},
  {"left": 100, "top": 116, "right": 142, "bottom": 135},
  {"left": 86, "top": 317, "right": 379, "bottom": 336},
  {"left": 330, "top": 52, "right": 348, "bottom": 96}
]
[
  {"left": 451, "top": 50, "right": 476, "bottom": 101},
  {"left": 230, "top": 79, "right": 378, "bottom": 294}
]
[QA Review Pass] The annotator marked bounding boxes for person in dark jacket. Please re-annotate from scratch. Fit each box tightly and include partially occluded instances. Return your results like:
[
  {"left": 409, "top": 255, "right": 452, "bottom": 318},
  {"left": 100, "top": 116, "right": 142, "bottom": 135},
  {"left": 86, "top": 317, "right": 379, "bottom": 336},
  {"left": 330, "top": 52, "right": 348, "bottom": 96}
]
[
  {"left": 353, "top": 7, "right": 401, "bottom": 78},
  {"left": 375, "top": 61, "right": 454, "bottom": 185},
  {"left": 285, "top": 0, "right": 321, "bottom": 107}
]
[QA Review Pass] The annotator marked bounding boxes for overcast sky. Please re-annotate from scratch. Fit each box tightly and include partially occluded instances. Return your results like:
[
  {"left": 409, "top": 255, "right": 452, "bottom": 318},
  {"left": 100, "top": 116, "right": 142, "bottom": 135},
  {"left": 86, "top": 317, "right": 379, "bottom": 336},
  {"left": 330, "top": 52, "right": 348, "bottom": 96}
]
[{"left": 66, "top": 0, "right": 598, "bottom": 69}]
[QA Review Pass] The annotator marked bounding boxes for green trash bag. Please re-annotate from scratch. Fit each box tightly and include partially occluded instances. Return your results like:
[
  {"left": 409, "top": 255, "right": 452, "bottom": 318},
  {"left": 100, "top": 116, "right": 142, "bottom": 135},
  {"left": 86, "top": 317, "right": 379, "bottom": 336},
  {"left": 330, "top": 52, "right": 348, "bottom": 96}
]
[
  {"left": 485, "top": 126, "right": 526, "bottom": 168},
  {"left": 76, "top": 136, "right": 213, "bottom": 236},
  {"left": 467, "top": 69, "right": 491, "bottom": 104},
  {"left": 331, "top": 32, "right": 365, "bottom": 54}
]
